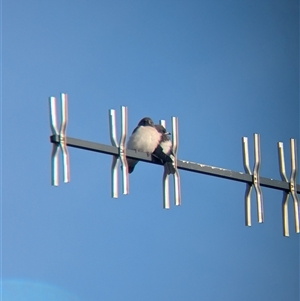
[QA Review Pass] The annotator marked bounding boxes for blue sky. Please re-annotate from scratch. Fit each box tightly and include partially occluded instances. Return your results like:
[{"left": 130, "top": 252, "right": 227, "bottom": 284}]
[{"left": 2, "top": 1, "right": 299, "bottom": 300}]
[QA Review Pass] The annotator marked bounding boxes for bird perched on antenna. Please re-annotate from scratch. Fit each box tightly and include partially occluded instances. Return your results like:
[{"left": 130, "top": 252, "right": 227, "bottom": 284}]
[
  {"left": 154, "top": 124, "right": 176, "bottom": 175},
  {"left": 126, "top": 117, "right": 175, "bottom": 174}
]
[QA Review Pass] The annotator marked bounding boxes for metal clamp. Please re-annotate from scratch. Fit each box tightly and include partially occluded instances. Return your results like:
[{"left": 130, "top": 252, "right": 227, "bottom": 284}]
[
  {"left": 278, "top": 139, "right": 299, "bottom": 236},
  {"left": 160, "top": 117, "right": 181, "bottom": 209},
  {"left": 49, "top": 93, "right": 70, "bottom": 186},
  {"left": 242, "top": 134, "right": 264, "bottom": 226},
  {"left": 109, "top": 106, "right": 129, "bottom": 198}
]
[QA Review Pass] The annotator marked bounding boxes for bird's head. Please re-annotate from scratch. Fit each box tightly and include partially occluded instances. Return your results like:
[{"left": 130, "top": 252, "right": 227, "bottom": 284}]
[
  {"left": 155, "top": 124, "right": 171, "bottom": 135},
  {"left": 138, "top": 117, "right": 154, "bottom": 127}
]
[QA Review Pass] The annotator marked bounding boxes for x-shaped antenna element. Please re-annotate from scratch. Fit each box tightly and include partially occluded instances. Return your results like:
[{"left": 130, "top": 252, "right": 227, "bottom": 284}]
[
  {"left": 160, "top": 117, "right": 181, "bottom": 209},
  {"left": 49, "top": 93, "right": 70, "bottom": 186},
  {"left": 278, "top": 139, "right": 299, "bottom": 236},
  {"left": 242, "top": 134, "right": 264, "bottom": 226},
  {"left": 109, "top": 106, "right": 129, "bottom": 198}
]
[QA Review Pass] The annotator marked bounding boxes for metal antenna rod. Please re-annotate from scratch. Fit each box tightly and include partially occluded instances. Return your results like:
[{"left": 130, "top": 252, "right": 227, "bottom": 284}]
[
  {"left": 120, "top": 106, "right": 129, "bottom": 195},
  {"left": 49, "top": 96, "right": 59, "bottom": 186},
  {"left": 60, "top": 94, "right": 70, "bottom": 183},
  {"left": 253, "top": 134, "right": 264, "bottom": 223},
  {"left": 172, "top": 117, "right": 181, "bottom": 206},
  {"left": 242, "top": 137, "right": 252, "bottom": 226},
  {"left": 49, "top": 93, "right": 70, "bottom": 186},
  {"left": 109, "top": 109, "right": 118, "bottom": 198},
  {"left": 278, "top": 142, "right": 289, "bottom": 236},
  {"left": 290, "top": 139, "right": 299, "bottom": 233},
  {"left": 160, "top": 119, "right": 170, "bottom": 209}
]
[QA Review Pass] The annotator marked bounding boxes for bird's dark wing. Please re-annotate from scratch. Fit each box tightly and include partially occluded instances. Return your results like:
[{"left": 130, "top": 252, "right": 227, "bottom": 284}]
[{"left": 152, "top": 145, "right": 173, "bottom": 163}]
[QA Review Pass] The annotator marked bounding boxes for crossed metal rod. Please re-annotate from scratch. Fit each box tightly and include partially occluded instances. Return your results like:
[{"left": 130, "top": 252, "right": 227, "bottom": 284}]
[
  {"left": 109, "top": 107, "right": 129, "bottom": 198},
  {"left": 49, "top": 94, "right": 70, "bottom": 186},
  {"left": 49, "top": 93, "right": 300, "bottom": 236},
  {"left": 242, "top": 135, "right": 264, "bottom": 225},
  {"left": 278, "top": 140, "right": 299, "bottom": 236},
  {"left": 159, "top": 118, "right": 181, "bottom": 209}
]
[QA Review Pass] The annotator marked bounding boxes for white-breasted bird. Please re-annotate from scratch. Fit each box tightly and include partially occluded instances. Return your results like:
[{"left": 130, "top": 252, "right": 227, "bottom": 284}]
[
  {"left": 126, "top": 117, "right": 175, "bottom": 174},
  {"left": 154, "top": 124, "right": 176, "bottom": 175}
]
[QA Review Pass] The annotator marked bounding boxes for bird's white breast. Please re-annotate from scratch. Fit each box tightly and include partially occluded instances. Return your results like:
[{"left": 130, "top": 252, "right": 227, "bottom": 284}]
[
  {"left": 127, "top": 126, "right": 161, "bottom": 153},
  {"left": 160, "top": 140, "right": 172, "bottom": 155}
]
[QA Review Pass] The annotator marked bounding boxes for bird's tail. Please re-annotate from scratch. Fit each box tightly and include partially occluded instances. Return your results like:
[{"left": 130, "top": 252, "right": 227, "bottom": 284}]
[
  {"left": 126, "top": 158, "right": 138, "bottom": 173},
  {"left": 164, "top": 162, "right": 176, "bottom": 175}
]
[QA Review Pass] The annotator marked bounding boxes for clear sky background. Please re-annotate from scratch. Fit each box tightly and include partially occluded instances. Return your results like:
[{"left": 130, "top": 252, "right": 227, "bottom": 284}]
[{"left": 2, "top": 1, "right": 299, "bottom": 300}]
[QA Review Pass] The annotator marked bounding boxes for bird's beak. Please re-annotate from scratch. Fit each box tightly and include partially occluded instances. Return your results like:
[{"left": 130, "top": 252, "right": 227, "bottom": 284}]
[{"left": 166, "top": 131, "right": 171, "bottom": 135}]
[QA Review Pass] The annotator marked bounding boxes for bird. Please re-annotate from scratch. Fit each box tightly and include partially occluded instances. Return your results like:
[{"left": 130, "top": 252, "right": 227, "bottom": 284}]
[
  {"left": 154, "top": 124, "right": 176, "bottom": 175},
  {"left": 126, "top": 117, "right": 175, "bottom": 174}
]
